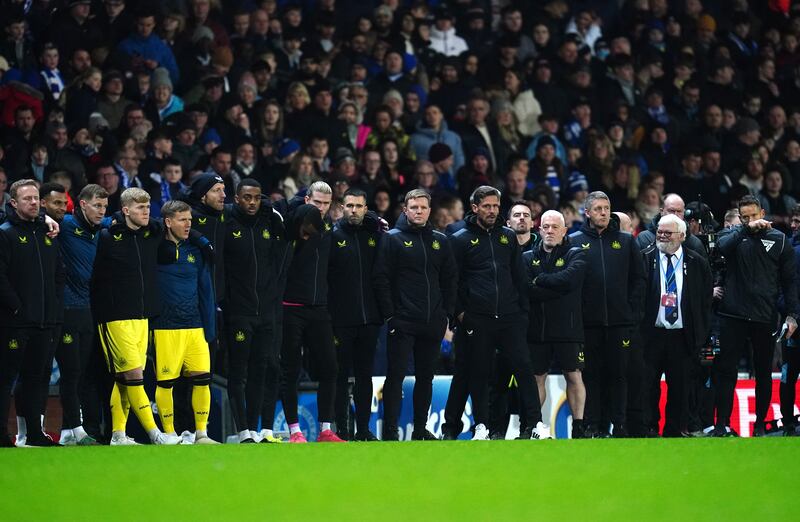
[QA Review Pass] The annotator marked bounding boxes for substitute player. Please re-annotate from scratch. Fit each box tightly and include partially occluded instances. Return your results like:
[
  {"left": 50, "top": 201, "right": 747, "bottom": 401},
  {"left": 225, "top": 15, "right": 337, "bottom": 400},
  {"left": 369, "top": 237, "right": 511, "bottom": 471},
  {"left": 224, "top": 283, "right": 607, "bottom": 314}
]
[
  {"left": 152, "top": 200, "right": 218, "bottom": 444},
  {"left": 91, "top": 188, "right": 180, "bottom": 445}
]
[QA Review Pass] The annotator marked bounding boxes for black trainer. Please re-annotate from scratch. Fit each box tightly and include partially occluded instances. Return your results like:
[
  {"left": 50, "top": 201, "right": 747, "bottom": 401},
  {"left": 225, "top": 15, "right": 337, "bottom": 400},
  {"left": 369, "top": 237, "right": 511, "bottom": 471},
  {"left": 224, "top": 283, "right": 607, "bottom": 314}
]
[
  {"left": 571, "top": 420, "right": 586, "bottom": 439},
  {"left": 411, "top": 428, "right": 438, "bottom": 441},
  {"left": 440, "top": 431, "right": 458, "bottom": 440},
  {"left": 516, "top": 427, "right": 533, "bottom": 440},
  {"left": 710, "top": 426, "right": 738, "bottom": 437},
  {"left": 0, "top": 433, "right": 14, "bottom": 448},
  {"left": 335, "top": 430, "right": 351, "bottom": 441},
  {"left": 382, "top": 426, "right": 399, "bottom": 441},
  {"left": 489, "top": 431, "right": 505, "bottom": 440},
  {"left": 612, "top": 425, "right": 629, "bottom": 438},
  {"left": 353, "top": 430, "right": 378, "bottom": 442},
  {"left": 26, "top": 434, "right": 59, "bottom": 447}
]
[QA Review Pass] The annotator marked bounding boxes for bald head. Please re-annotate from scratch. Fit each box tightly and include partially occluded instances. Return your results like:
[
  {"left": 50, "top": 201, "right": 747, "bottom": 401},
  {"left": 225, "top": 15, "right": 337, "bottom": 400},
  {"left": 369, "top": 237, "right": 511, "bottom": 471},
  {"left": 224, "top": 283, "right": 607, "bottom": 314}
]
[
  {"left": 661, "top": 194, "right": 686, "bottom": 220},
  {"left": 614, "top": 211, "right": 632, "bottom": 232}
]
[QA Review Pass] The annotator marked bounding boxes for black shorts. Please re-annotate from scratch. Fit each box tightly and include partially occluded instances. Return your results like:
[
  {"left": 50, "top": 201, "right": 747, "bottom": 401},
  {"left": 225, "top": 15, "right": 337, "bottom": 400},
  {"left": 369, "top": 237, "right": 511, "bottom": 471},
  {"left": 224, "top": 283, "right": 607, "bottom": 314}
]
[{"left": 530, "top": 342, "right": 585, "bottom": 375}]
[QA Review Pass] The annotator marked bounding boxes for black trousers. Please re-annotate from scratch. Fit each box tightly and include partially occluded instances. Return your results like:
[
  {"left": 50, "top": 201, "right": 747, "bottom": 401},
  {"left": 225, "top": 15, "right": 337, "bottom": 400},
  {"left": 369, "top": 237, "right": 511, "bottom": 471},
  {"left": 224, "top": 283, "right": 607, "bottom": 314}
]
[
  {"left": 334, "top": 324, "right": 379, "bottom": 434},
  {"left": 780, "top": 342, "right": 800, "bottom": 427},
  {"left": 714, "top": 318, "right": 773, "bottom": 428},
  {"left": 383, "top": 316, "right": 446, "bottom": 431},
  {"left": 260, "top": 303, "right": 283, "bottom": 432},
  {"left": 643, "top": 329, "right": 692, "bottom": 436},
  {"left": 56, "top": 309, "right": 101, "bottom": 430},
  {"left": 226, "top": 314, "right": 273, "bottom": 432},
  {"left": 583, "top": 325, "right": 632, "bottom": 430},
  {"left": 626, "top": 334, "right": 645, "bottom": 436},
  {"left": 443, "top": 313, "right": 539, "bottom": 432},
  {"left": 280, "top": 305, "right": 337, "bottom": 425},
  {"left": 0, "top": 327, "right": 55, "bottom": 437}
]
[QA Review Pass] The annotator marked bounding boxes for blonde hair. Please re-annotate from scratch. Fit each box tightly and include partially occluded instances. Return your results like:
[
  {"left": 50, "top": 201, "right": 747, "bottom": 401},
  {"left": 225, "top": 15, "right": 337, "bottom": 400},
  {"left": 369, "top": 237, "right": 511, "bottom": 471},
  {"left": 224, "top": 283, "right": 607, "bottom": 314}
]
[{"left": 121, "top": 187, "right": 150, "bottom": 207}]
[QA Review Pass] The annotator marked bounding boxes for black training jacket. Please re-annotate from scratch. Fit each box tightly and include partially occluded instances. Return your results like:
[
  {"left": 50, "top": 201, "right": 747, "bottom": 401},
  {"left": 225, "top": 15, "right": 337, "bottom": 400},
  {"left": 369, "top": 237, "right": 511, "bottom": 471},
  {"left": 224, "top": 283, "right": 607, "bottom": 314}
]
[
  {"left": 717, "top": 225, "right": 798, "bottom": 324},
  {"left": 450, "top": 215, "right": 528, "bottom": 318},
  {"left": 569, "top": 214, "right": 646, "bottom": 327},
  {"left": 328, "top": 215, "right": 383, "bottom": 326},
  {"left": 223, "top": 203, "right": 281, "bottom": 317},
  {"left": 280, "top": 198, "right": 333, "bottom": 306},
  {"left": 524, "top": 240, "right": 587, "bottom": 343},
  {"left": 187, "top": 200, "right": 226, "bottom": 304},
  {"left": 0, "top": 212, "right": 65, "bottom": 328},
  {"left": 373, "top": 213, "right": 457, "bottom": 323},
  {"left": 91, "top": 220, "right": 163, "bottom": 323}
]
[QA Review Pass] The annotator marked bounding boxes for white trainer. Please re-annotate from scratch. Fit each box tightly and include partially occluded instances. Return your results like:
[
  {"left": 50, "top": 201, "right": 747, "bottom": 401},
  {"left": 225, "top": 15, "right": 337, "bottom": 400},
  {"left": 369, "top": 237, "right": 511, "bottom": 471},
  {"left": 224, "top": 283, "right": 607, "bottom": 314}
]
[
  {"left": 472, "top": 423, "right": 490, "bottom": 441},
  {"left": 153, "top": 432, "right": 181, "bottom": 445},
  {"left": 110, "top": 432, "right": 139, "bottom": 446},
  {"left": 59, "top": 431, "right": 78, "bottom": 446},
  {"left": 194, "top": 435, "right": 220, "bottom": 445},
  {"left": 531, "top": 421, "right": 552, "bottom": 440},
  {"left": 180, "top": 430, "right": 196, "bottom": 445}
]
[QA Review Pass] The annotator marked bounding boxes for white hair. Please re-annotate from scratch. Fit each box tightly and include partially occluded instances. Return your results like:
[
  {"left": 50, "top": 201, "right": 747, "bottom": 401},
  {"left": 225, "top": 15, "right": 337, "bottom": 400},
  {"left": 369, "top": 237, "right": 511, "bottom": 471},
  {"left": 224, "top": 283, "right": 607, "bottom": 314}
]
[
  {"left": 658, "top": 213, "right": 686, "bottom": 235},
  {"left": 540, "top": 209, "right": 565, "bottom": 227}
]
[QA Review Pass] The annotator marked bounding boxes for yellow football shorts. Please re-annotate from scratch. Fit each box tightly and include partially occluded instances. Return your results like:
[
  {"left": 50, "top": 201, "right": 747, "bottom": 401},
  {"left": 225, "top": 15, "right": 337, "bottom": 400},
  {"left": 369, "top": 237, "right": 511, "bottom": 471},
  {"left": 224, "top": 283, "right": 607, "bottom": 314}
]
[
  {"left": 98, "top": 319, "right": 149, "bottom": 373},
  {"left": 152, "top": 328, "right": 210, "bottom": 381}
]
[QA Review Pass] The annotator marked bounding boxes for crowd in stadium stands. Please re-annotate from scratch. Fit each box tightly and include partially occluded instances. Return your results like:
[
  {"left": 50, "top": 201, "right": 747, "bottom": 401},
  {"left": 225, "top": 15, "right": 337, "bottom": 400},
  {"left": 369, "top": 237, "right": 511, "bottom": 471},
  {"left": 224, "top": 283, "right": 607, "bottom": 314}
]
[{"left": 2, "top": 0, "right": 800, "bottom": 446}]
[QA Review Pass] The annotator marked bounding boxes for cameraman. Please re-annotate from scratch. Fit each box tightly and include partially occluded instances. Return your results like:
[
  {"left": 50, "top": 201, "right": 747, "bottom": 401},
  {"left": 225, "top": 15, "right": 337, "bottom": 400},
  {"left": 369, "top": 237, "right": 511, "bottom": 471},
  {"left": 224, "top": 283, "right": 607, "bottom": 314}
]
[
  {"left": 780, "top": 205, "right": 800, "bottom": 435},
  {"left": 712, "top": 195, "right": 798, "bottom": 437}
]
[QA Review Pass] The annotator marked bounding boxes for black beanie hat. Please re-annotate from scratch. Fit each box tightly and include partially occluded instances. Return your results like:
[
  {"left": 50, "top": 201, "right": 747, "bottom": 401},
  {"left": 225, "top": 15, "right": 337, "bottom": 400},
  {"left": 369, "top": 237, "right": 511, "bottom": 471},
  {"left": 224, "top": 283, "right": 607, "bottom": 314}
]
[{"left": 190, "top": 173, "right": 224, "bottom": 200}]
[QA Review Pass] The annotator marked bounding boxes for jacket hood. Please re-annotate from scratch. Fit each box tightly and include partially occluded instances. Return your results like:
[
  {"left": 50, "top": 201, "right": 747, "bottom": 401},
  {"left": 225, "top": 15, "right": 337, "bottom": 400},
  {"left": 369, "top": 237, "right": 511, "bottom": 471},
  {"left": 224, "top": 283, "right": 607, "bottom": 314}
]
[
  {"left": 395, "top": 212, "right": 433, "bottom": 234},
  {"left": 464, "top": 213, "right": 504, "bottom": 233},
  {"left": 286, "top": 203, "right": 324, "bottom": 241},
  {"left": 579, "top": 212, "right": 620, "bottom": 237}
]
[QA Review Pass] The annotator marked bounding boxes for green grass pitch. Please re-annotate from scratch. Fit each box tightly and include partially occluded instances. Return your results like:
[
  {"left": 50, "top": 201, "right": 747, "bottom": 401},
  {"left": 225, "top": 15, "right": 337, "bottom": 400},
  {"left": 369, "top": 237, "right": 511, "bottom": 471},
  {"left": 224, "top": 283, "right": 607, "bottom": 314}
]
[{"left": 2, "top": 439, "right": 798, "bottom": 520}]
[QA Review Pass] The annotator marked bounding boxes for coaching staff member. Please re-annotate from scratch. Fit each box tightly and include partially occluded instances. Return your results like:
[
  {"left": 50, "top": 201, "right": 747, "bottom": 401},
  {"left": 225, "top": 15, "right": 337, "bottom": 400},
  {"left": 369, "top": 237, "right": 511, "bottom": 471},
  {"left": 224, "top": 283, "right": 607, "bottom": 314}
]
[
  {"left": 0, "top": 180, "right": 64, "bottom": 447},
  {"left": 373, "top": 189, "right": 457, "bottom": 441},
  {"left": 526, "top": 210, "right": 588, "bottom": 438},
  {"left": 641, "top": 214, "right": 712, "bottom": 437},
  {"left": 329, "top": 188, "right": 383, "bottom": 441},
  {"left": 442, "top": 186, "right": 538, "bottom": 441},
  {"left": 570, "top": 191, "right": 646, "bottom": 437},
  {"left": 712, "top": 195, "right": 798, "bottom": 437}
]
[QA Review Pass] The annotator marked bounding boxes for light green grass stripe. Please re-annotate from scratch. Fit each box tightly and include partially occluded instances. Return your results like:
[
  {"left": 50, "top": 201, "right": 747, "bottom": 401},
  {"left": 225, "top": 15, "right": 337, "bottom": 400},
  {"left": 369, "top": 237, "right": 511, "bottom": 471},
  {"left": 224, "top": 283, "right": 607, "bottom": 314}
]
[{"left": 2, "top": 439, "right": 798, "bottom": 521}]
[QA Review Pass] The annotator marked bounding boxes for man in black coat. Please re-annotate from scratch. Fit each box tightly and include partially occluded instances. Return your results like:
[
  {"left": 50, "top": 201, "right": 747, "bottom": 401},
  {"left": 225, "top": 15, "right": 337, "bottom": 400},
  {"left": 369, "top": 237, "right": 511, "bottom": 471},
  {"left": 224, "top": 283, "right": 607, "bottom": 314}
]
[
  {"left": 569, "top": 191, "right": 646, "bottom": 437},
  {"left": 373, "top": 189, "right": 457, "bottom": 441},
  {"left": 0, "top": 180, "right": 64, "bottom": 447},
  {"left": 526, "top": 210, "right": 588, "bottom": 438},
  {"left": 328, "top": 188, "right": 383, "bottom": 441},
  {"left": 441, "top": 186, "right": 539, "bottom": 441},
  {"left": 712, "top": 195, "right": 798, "bottom": 437},
  {"left": 640, "top": 214, "right": 712, "bottom": 437}
]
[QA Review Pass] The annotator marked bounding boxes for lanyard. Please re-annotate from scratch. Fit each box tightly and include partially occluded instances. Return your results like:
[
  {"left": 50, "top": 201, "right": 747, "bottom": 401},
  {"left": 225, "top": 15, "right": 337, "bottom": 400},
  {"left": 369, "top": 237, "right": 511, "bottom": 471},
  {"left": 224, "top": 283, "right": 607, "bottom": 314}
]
[{"left": 660, "top": 250, "right": 683, "bottom": 289}]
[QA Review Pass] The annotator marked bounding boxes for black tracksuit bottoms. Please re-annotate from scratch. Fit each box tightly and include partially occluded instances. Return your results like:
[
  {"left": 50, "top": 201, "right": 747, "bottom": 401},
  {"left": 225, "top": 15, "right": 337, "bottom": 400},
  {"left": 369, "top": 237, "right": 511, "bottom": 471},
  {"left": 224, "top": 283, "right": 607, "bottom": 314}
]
[
  {"left": 56, "top": 308, "right": 102, "bottom": 430},
  {"left": 334, "top": 324, "right": 380, "bottom": 434},
  {"left": 280, "top": 305, "right": 338, "bottom": 424},
  {"left": 583, "top": 325, "right": 632, "bottom": 431},
  {"left": 444, "top": 313, "right": 539, "bottom": 433},
  {"left": 383, "top": 316, "right": 446, "bottom": 433},
  {"left": 0, "top": 327, "right": 55, "bottom": 438},
  {"left": 226, "top": 314, "right": 274, "bottom": 432},
  {"left": 714, "top": 318, "right": 773, "bottom": 428}
]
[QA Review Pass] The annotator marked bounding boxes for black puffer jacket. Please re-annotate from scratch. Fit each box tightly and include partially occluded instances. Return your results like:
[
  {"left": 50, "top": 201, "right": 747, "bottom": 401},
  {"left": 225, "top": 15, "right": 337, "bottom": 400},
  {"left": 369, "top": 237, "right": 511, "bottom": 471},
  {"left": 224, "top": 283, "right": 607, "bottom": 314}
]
[
  {"left": 373, "top": 213, "right": 457, "bottom": 323},
  {"left": 717, "top": 225, "right": 798, "bottom": 324},
  {"left": 0, "top": 212, "right": 65, "bottom": 328},
  {"left": 328, "top": 215, "right": 383, "bottom": 326},
  {"left": 450, "top": 215, "right": 527, "bottom": 318},
  {"left": 524, "top": 240, "right": 587, "bottom": 343},
  {"left": 569, "top": 214, "right": 646, "bottom": 327}
]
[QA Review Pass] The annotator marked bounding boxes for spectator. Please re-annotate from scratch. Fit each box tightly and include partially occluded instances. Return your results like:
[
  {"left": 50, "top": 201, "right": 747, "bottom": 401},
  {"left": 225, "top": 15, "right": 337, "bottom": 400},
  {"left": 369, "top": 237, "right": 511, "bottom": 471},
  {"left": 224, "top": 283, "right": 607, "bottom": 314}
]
[{"left": 409, "top": 104, "right": 464, "bottom": 173}]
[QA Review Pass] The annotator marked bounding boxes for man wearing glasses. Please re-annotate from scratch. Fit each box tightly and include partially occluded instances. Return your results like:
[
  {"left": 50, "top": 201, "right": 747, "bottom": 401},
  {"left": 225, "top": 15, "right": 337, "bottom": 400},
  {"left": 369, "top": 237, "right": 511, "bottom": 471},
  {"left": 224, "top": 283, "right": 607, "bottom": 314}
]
[{"left": 640, "top": 214, "right": 712, "bottom": 436}]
